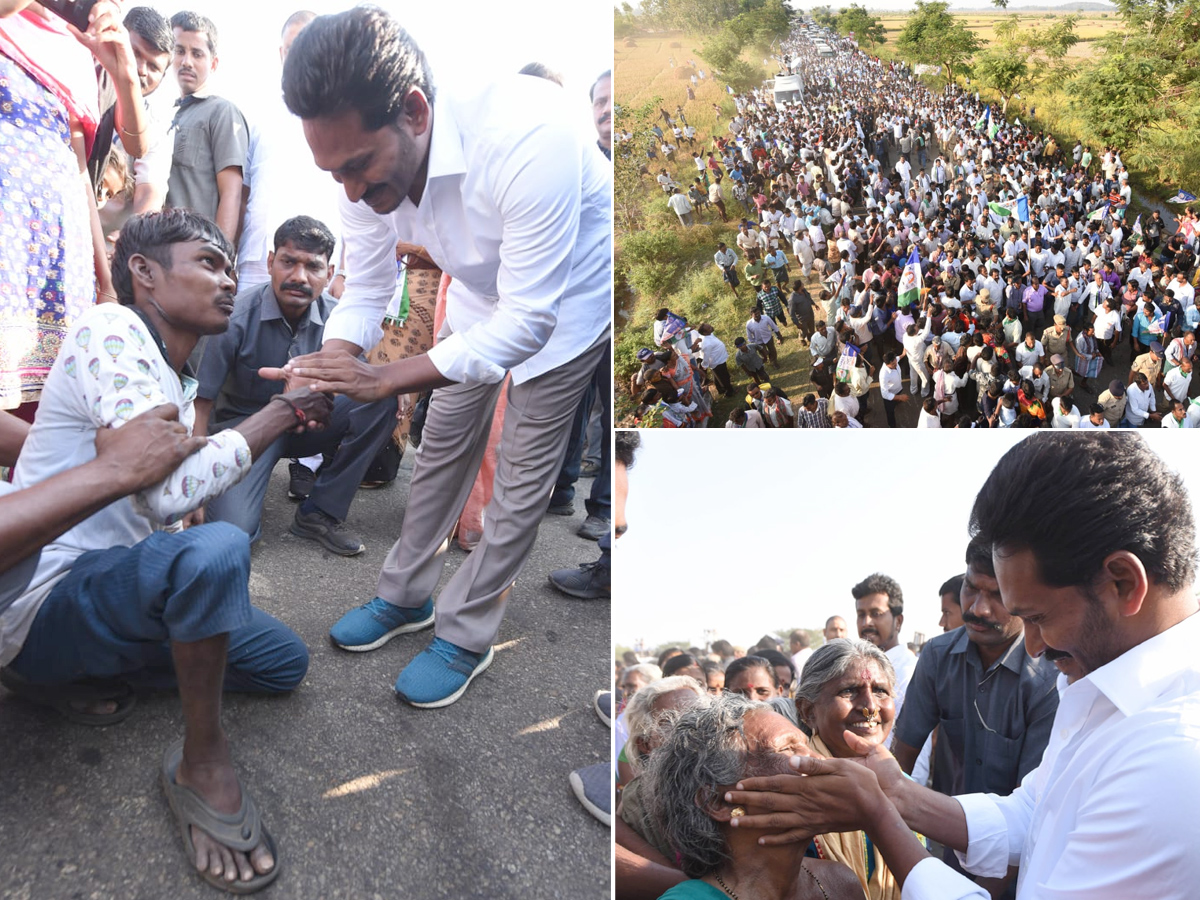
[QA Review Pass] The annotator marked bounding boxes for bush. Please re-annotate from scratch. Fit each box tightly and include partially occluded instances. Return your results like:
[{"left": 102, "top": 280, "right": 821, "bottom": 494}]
[{"left": 621, "top": 228, "right": 685, "bottom": 300}]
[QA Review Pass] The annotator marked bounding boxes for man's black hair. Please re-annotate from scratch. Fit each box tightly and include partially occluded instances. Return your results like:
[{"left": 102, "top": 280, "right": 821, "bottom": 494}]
[
  {"left": 851, "top": 572, "right": 904, "bottom": 615},
  {"left": 169, "top": 11, "right": 218, "bottom": 55},
  {"left": 124, "top": 6, "right": 172, "bottom": 55},
  {"left": 282, "top": 6, "right": 435, "bottom": 129},
  {"left": 111, "top": 210, "right": 233, "bottom": 306},
  {"left": 964, "top": 533, "right": 996, "bottom": 577},
  {"left": 616, "top": 432, "right": 641, "bottom": 470},
  {"left": 273, "top": 215, "right": 336, "bottom": 261},
  {"left": 590, "top": 69, "right": 611, "bottom": 103},
  {"left": 970, "top": 433, "right": 1197, "bottom": 591},
  {"left": 939, "top": 574, "right": 965, "bottom": 605},
  {"left": 724, "top": 655, "right": 777, "bottom": 688}
]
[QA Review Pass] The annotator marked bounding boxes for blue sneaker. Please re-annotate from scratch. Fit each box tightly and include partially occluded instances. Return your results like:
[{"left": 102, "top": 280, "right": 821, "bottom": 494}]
[
  {"left": 329, "top": 597, "right": 434, "bottom": 651},
  {"left": 394, "top": 637, "right": 494, "bottom": 708}
]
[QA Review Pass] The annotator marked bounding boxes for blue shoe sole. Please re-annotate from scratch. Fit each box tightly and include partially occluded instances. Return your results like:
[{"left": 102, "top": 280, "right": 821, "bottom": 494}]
[
  {"left": 396, "top": 646, "right": 495, "bottom": 709},
  {"left": 330, "top": 609, "right": 435, "bottom": 652}
]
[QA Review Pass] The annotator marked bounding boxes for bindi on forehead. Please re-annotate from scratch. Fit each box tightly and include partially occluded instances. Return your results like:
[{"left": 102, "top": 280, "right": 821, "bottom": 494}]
[{"left": 859, "top": 667, "right": 872, "bottom": 683}]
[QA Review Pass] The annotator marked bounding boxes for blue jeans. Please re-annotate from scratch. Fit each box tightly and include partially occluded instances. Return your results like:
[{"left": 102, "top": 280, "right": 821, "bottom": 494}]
[
  {"left": 549, "top": 346, "right": 611, "bottom": 519},
  {"left": 11, "top": 524, "right": 308, "bottom": 693}
]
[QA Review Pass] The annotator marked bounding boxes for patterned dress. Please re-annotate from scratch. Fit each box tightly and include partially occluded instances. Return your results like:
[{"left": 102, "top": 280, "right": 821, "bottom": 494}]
[{"left": 0, "top": 54, "right": 94, "bottom": 409}]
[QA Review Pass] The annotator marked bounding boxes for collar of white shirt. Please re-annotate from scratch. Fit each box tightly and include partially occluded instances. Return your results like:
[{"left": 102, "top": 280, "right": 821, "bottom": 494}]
[{"left": 1088, "top": 609, "right": 1200, "bottom": 717}]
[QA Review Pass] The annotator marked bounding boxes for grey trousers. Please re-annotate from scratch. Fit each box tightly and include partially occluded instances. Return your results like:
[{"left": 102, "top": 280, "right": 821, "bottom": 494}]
[{"left": 376, "top": 328, "right": 610, "bottom": 653}]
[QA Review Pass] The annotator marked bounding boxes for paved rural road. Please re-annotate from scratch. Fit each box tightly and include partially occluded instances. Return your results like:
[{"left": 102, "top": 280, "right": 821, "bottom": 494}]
[{"left": 0, "top": 457, "right": 611, "bottom": 900}]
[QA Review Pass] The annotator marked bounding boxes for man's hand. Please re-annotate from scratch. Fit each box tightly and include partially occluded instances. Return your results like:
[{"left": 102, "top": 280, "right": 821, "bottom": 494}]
[
  {"left": 267, "top": 351, "right": 393, "bottom": 402},
  {"left": 276, "top": 387, "right": 334, "bottom": 432},
  {"left": 94, "top": 404, "right": 208, "bottom": 493},
  {"left": 724, "top": 753, "right": 890, "bottom": 846}
]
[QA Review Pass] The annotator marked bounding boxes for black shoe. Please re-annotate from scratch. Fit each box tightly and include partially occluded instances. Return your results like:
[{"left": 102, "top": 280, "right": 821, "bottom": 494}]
[
  {"left": 545, "top": 502, "right": 574, "bottom": 517},
  {"left": 548, "top": 561, "right": 609, "bottom": 599},
  {"left": 287, "top": 462, "right": 316, "bottom": 500},
  {"left": 291, "top": 508, "right": 365, "bottom": 556},
  {"left": 576, "top": 515, "right": 610, "bottom": 541}
]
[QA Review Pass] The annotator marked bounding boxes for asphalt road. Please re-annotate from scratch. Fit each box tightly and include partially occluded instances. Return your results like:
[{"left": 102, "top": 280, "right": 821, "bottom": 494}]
[{"left": 0, "top": 457, "right": 611, "bottom": 900}]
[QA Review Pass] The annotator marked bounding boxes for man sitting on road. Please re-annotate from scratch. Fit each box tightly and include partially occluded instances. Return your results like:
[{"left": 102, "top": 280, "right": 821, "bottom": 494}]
[{"left": 2, "top": 210, "right": 331, "bottom": 893}]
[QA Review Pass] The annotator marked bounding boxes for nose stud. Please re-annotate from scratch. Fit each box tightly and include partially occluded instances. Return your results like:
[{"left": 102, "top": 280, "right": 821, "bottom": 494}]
[{"left": 861, "top": 707, "right": 879, "bottom": 724}]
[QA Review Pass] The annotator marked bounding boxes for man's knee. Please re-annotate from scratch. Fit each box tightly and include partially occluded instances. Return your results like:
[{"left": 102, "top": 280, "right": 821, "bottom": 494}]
[
  {"left": 226, "top": 611, "right": 310, "bottom": 693},
  {"left": 171, "top": 523, "right": 252, "bottom": 587}
]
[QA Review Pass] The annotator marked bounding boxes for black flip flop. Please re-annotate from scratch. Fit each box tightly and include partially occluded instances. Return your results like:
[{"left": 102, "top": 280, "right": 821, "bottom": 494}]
[{"left": 0, "top": 666, "right": 136, "bottom": 726}]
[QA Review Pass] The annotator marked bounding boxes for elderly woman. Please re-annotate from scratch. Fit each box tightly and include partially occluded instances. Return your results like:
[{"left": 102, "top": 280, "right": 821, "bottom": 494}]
[
  {"left": 793, "top": 639, "right": 919, "bottom": 900},
  {"left": 642, "top": 693, "right": 863, "bottom": 900}
]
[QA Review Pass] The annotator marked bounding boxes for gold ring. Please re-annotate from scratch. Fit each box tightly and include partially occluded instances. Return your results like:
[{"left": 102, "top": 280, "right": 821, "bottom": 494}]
[{"left": 731, "top": 806, "right": 746, "bottom": 818}]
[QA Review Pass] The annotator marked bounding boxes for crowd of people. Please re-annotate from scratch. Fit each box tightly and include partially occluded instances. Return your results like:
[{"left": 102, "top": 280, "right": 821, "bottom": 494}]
[
  {"left": 629, "top": 21, "right": 1200, "bottom": 428},
  {"left": 0, "top": 3, "right": 612, "bottom": 893},
  {"left": 615, "top": 432, "right": 1200, "bottom": 900}
]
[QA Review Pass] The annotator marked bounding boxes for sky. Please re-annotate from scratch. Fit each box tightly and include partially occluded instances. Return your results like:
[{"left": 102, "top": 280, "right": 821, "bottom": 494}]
[
  {"left": 613, "top": 430, "right": 1200, "bottom": 653},
  {"left": 138, "top": 0, "right": 611, "bottom": 137}
]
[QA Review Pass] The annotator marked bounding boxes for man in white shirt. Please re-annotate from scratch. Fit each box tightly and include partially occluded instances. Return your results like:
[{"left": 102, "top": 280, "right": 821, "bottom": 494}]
[
  {"left": 879, "top": 351, "right": 908, "bottom": 428},
  {"left": 729, "top": 433, "right": 1200, "bottom": 900},
  {"left": 276, "top": 8, "right": 611, "bottom": 707},
  {"left": 851, "top": 572, "right": 918, "bottom": 722},
  {"left": 667, "top": 188, "right": 695, "bottom": 227},
  {"left": 1164, "top": 357, "right": 1193, "bottom": 406},
  {"left": 1123, "top": 373, "right": 1157, "bottom": 426}
]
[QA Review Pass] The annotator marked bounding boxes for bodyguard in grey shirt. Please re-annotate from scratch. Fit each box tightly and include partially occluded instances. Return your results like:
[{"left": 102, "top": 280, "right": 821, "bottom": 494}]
[{"left": 893, "top": 540, "right": 1059, "bottom": 799}]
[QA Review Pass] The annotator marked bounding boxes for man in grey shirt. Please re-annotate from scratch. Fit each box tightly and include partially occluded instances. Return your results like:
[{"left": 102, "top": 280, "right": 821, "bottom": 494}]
[
  {"left": 166, "top": 12, "right": 248, "bottom": 243},
  {"left": 194, "top": 216, "right": 397, "bottom": 556},
  {"left": 892, "top": 536, "right": 1059, "bottom": 895}
]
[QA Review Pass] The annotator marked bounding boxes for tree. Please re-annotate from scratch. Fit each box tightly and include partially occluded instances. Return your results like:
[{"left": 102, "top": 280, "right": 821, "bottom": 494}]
[
  {"left": 896, "top": 1, "right": 981, "bottom": 85},
  {"left": 811, "top": 5, "right": 837, "bottom": 29},
  {"left": 973, "top": 14, "right": 1078, "bottom": 113},
  {"left": 1069, "top": 0, "right": 1200, "bottom": 188},
  {"left": 835, "top": 4, "right": 886, "bottom": 49}
]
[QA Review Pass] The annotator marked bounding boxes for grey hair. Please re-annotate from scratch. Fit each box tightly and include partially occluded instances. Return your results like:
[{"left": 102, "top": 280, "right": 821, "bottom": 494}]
[
  {"left": 642, "top": 693, "right": 775, "bottom": 879},
  {"left": 623, "top": 663, "right": 662, "bottom": 684},
  {"left": 624, "top": 675, "right": 707, "bottom": 776},
  {"left": 793, "top": 639, "right": 895, "bottom": 737}
]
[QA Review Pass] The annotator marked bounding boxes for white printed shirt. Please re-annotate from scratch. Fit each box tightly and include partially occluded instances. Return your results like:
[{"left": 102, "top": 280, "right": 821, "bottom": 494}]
[{"left": 1, "top": 303, "right": 252, "bottom": 665}]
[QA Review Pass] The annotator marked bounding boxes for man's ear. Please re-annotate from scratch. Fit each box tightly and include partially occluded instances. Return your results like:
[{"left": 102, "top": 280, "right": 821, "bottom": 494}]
[
  {"left": 403, "top": 88, "right": 431, "bottom": 138},
  {"left": 128, "top": 253, "right": 156, "bottom": 294},
  {"left": 697, "top": 789, "right": 736, "bottom": 824}
]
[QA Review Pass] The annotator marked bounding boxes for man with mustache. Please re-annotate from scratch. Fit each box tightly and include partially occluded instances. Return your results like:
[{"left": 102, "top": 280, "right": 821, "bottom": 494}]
[
  {"left": 194, "top": 216, "right": 398, "bottom": 555},
  {"left": 890, "top": 537, "right": 1059, "bottom": 897}
]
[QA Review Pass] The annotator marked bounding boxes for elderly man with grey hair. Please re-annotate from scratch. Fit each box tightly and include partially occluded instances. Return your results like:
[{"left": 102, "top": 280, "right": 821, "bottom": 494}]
[{"left": 639, "top": 692, "right": 863, "bottom": 900}]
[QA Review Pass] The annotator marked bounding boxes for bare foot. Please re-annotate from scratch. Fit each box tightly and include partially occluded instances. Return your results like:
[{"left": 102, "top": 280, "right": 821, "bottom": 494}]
[{"left": 175, "top": 748, "right": 275, "bottom": 885}]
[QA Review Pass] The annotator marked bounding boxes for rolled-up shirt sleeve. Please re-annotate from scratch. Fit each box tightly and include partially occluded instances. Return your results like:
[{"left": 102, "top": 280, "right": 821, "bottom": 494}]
[
  {"left": 426, "top": 120, "right": 582, "bottom": 385},
  {"left": 322, "top": 191, "right": 399, "bottom": 353},
  {"left": 902, "top": 857, "right": 990, "bottom": 900},
  {"left": 955, "top": 785, "right": 1032, "bottom": 877}
]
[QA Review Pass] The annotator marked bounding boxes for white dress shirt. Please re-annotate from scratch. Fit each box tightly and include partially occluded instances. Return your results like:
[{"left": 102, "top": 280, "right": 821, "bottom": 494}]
[
  {"left": 881, "top": 364, "right": 904, "bottom": 400},
  {"left": 885, "top": 643, "right": 918, "bottom": 723},
  {"left": 324, "top": 75, "right": 611, "bottom": 385},
  {"left": 1124, "top": 382, "right": 1156, "bottom": 425},
  {"left": 904, "top": 612, "right": 1200, "bottom": 900},
  {"left": 698, "top": 333, "right": 729, "bottom": 368}
]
